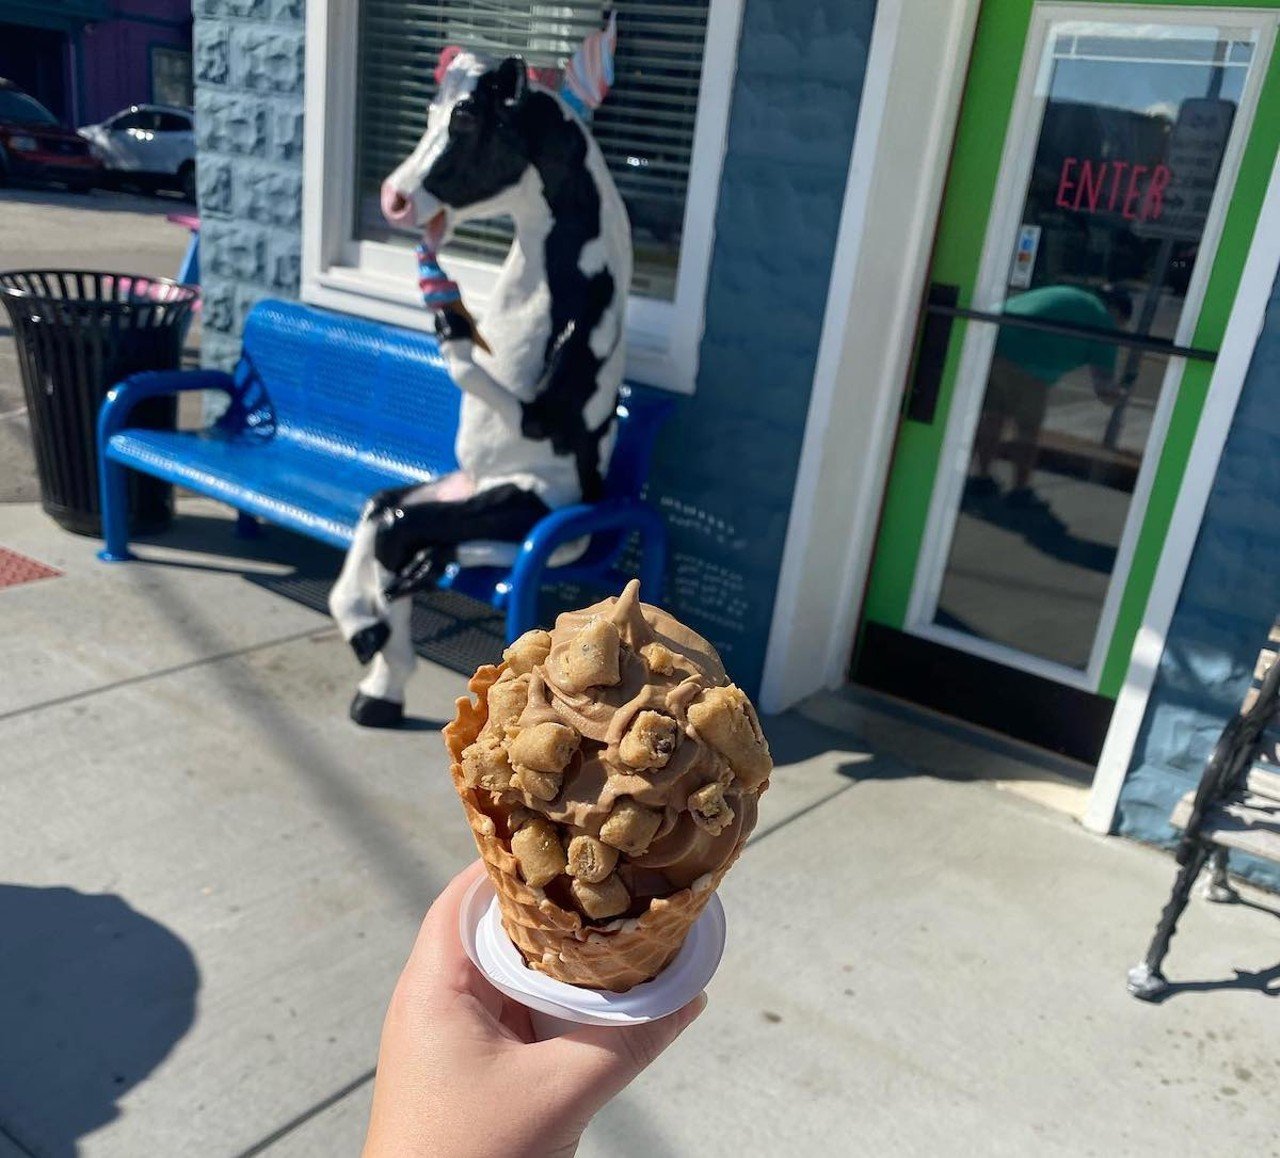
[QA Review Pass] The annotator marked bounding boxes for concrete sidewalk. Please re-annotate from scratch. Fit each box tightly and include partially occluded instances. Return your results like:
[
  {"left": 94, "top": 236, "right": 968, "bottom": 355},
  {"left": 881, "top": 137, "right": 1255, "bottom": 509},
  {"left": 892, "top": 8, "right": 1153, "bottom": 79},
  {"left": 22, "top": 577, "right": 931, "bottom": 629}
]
[{"left": 1, "top": 499, "right": 1276, "bottom": 1157}]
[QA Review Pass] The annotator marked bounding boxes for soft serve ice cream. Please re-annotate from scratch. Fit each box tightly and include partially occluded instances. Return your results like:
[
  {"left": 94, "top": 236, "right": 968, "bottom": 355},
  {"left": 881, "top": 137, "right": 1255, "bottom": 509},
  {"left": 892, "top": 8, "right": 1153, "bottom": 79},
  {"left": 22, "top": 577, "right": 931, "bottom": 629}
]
[{"left": 444, "top": 580, "right": 771, "bottom": 990}]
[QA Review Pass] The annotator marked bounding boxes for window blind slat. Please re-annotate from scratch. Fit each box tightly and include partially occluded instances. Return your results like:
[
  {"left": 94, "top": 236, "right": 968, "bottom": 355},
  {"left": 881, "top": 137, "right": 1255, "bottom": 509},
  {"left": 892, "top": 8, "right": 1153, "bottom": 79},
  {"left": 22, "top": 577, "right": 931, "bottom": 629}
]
[{"left": 355, "top": 0, "right": 710, "bottom": 302}]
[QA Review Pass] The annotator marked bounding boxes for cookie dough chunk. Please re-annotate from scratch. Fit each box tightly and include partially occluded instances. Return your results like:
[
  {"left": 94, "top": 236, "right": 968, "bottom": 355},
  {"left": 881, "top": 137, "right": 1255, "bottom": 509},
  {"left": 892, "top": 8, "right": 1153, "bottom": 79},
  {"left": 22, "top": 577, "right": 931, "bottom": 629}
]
[
  {"left": 506, "top": 805, "right": 539, "bottom": 832},
  {"left": 508, "top": 721, "right": 579, "bottom": 775},
  {"left": 640, "top": 641, "right": 676, "bottom": 676},
  {"left": 511, "top": 818, "right": 568, "bottom": 888},
  {"left": 460, "top": 734, "right": 514, "bottom": 792},
  {"left": 619, "top": 711, "right": 680, "bottom": 770},
  {"left": 571, "top": 872, "right": 631, "bottom": 920},
  {"left": 687, "top": 685, "right": 772, "bottom": 789},
  {"left": 599, "top": 798, "right": 663, "bottom": 856},
  {"left": 512, "top": 767, "right": 562, "bottom": 802},
  {"left": 503, "top": 629, "right": 552, "bottom": 676},
  {"left": 484, "top": 672, "right": 530, "bottom": 736},
  {"left": 565, "top": 834, "right": 620, "bottom": 884},
  {"left": 688, "top": 782, "right": 736, "bottom": 836},
  {"left": 556, "top": 618, "right": 622, "bottom": 693}
]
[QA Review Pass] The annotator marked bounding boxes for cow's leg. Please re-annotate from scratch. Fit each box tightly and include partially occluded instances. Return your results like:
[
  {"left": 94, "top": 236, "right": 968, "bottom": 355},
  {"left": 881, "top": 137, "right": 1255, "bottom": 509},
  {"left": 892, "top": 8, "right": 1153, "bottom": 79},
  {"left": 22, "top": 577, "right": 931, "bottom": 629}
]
[
  {"left": 344, "top": 480, "right": 547, "bottom": 728},
  {"left": 330, "top": 478, "right": 459, "bottom": 663},
  {"left": 328, "top": 510, "right": 392, "bottom": 664},
  {"left": 350, "top": 591, "right": 415, "bottom": 728}
]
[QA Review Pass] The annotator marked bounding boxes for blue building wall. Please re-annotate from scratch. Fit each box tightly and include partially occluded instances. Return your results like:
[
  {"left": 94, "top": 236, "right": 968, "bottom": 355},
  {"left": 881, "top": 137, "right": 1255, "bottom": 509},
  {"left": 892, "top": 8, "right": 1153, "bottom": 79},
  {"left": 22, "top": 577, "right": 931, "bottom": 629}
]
[
  {"left": 646, "top": 0, "right": 874, "bottom": 690},
  {"left": 191, "top": 0, "right": 877, "bottom": 696},
  {"left": 1117, "top": 268, "right": 1280, "bottom": 891},
  {"left": 192, "top": 0, "right": 304, "bottom": 373}
]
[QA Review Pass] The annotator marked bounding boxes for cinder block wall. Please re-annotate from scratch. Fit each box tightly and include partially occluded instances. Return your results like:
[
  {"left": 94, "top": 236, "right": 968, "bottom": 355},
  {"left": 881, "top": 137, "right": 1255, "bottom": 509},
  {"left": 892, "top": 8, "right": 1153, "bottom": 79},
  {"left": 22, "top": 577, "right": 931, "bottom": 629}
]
[
  {"left": 644, "top": 0, "right": 874, "bottom": 689},
  {"left": 192, "top": 0, "right": 305, "bottom": 371},
  {"left": 1117, "top": 271, "right": 1280, "bottom": 891}
]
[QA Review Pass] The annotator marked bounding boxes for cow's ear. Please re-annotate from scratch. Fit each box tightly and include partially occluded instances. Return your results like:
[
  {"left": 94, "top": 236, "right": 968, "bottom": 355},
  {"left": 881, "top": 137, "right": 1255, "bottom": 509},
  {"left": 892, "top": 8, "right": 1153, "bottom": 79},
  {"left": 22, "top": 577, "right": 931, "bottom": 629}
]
[{"left": 496, "top": 56, "right": 527, "bottom": 107}]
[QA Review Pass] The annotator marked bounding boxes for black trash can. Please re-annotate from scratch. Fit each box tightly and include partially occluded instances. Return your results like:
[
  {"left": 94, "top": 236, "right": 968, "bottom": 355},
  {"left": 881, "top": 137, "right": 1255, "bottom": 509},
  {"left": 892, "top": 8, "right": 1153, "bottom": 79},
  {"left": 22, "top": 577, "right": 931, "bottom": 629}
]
[{"left": 0, "top": 270, "right": 198, "bottom": 536}]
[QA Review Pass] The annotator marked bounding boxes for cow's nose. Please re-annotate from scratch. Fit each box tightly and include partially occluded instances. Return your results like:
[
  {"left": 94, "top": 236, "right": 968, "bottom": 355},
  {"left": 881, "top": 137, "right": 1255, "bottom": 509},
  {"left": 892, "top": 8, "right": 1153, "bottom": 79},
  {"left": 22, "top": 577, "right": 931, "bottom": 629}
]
[{"left": 381, "top": 179, "right": 415, "bottom": 225}]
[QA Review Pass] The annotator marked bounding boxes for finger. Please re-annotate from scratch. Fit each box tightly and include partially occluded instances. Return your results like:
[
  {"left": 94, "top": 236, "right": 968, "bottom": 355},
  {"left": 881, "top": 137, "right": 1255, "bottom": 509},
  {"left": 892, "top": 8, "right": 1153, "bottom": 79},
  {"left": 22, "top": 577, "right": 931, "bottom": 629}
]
[
  {"left": 497, "top": 995, "right": 535, "bottom": 1044},
  {"left": 532, "top": 993, "right": 707, "bottom": 1113}
]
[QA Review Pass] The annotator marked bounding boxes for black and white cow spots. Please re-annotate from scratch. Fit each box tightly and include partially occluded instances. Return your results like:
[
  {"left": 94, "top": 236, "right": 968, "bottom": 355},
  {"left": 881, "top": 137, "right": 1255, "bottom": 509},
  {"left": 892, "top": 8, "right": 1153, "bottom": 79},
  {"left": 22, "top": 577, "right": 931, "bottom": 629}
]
[{"left": 329, "top": 50, "right": 632, "bottom": 727}]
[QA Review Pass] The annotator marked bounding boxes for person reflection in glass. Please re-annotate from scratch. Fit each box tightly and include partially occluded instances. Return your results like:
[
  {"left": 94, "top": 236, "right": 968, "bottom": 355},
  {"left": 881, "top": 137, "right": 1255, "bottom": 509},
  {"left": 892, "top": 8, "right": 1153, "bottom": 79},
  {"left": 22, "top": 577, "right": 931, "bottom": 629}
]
[{"left": 968, "top": 283, "right": 1133, "bottom": 517}]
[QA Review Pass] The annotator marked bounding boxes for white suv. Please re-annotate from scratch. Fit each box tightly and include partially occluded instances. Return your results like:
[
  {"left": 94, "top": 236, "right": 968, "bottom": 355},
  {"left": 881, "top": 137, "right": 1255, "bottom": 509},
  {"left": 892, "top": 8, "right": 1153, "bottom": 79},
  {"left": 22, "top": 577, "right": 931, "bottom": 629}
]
[{"left": 79, "top": 104, "right": 196, "bottom": 201}]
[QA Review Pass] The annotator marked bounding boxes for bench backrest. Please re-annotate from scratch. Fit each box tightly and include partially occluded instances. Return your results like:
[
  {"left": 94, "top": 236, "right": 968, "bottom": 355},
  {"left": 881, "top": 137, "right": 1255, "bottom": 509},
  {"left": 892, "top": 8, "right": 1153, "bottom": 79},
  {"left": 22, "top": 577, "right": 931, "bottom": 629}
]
[
  {"left": 1244, "top": 620, "right": 1280, "bottom": 766},
  {"left": 237, "top": 300, "right": 676, "bottom": 508},
  {"left": 605, "top": 385, "right": 676, "bottom": 501},
  {"left": 238, "top": 300, "right": 461, "bottom": 479}
]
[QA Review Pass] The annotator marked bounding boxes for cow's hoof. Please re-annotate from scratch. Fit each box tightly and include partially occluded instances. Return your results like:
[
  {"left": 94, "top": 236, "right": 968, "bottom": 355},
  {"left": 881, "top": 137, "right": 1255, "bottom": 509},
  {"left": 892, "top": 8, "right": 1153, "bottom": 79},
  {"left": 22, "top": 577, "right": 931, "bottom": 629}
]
[
  {"left": 1126, "top": 963, "right": 1168, "bottom": 1001},
  {"left": 350, "top": 692, "right": 404, "bottom": 729},
  {"left": 349, "top": 622, "right": 391, "bottom": 665}
]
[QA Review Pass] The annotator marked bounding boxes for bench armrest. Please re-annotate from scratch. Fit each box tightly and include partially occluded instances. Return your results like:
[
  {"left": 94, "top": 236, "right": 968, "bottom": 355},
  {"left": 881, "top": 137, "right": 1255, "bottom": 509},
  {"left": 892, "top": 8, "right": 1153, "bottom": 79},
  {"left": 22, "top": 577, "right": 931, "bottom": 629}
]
[
  {"left": 514, "top": 499, "right": 661, "bottom": 574},
  {"left": 505, "top": 499, "right": 667, "bottom": 640},
  {"left": 99, "top": 369, "right": 240, "bottom": 445}
]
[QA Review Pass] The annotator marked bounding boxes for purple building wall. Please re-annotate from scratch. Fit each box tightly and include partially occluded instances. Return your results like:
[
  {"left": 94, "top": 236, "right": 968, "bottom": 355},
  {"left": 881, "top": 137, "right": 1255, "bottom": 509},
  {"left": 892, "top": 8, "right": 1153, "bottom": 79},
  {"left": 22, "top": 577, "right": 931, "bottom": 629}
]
[
  {"left": 0, "top": 0, "right": 191, "bottom": 127},
  {"left": 77, "top": 2, "right": 193, "bottom": 124}
]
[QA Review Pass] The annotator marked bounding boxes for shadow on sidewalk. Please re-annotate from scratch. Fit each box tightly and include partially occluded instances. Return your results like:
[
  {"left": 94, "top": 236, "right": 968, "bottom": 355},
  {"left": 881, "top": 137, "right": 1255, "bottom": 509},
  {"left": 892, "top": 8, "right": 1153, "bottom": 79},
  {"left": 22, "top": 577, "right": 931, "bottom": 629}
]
[
  {"left": 1144, "top": 961, "right": 1280, "bottom": 1002},
  {"left": 122, "top": 511, "right": 511, "bottom": 679},
  {"left": 0, "top": 885, "right": 199, "bottom": 1157}
]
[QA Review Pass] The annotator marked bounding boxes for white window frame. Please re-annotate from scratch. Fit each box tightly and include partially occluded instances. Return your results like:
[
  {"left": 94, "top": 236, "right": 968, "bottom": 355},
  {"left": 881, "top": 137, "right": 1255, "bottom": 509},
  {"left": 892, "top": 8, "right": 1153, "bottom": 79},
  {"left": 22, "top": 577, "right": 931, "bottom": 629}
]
[{"left": 301, "top": 0, "right": 745, "bottom": 394}]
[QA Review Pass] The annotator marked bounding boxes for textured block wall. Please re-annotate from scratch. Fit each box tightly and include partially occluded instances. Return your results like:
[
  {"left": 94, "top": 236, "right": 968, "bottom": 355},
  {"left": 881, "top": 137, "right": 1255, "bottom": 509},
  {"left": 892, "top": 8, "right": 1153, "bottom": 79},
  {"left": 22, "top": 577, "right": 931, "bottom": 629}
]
[
  {"left": 1117, "top": 270, "right": 1280, "bottom": 890},
  {"left": 192, "top": 0, "right": 304, "bottom": 371},
  {"left": 645, "top": 0, "right": 875, "bottom": 690}
]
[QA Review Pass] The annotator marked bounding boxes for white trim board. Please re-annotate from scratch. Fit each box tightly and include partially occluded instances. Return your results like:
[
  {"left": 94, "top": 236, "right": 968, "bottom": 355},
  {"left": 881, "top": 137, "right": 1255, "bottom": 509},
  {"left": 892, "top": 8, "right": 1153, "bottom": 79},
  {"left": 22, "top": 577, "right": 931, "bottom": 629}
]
[
  {"left": 1083, "top": 144, "right": 1280, "bottom": 834},
  {"left": 759, "top": 0, "right": 983, "bottom": 713},
  {"left": 300, "top": 0, "right": 745, "bottom": 395}
]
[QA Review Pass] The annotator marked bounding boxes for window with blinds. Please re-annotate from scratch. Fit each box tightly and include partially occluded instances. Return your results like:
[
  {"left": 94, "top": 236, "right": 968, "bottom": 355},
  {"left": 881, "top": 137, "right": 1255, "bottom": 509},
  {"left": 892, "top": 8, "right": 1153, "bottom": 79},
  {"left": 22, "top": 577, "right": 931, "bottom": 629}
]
[{"left": 354, "top": 1, "right": 711, "bottom": 301}]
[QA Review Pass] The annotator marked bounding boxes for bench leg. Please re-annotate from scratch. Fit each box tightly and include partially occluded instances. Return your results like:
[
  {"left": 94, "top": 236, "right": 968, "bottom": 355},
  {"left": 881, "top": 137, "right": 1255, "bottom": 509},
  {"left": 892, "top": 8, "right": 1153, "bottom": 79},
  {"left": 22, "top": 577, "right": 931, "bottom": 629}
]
[
  {"left": 1127, "top": 842, "right": 1209, "bottom": 1001},
  {"left": 1203, "top": 846, "right": 1238, "bottom": 904},
  {"left": 506, "top": 569, "right": 541, "bottom": 644},
  {"left": 235, "top": 511, "right": 261, "bottom": 539},
  {"left": 97, "top": 456, "right": 135, "bottom": 562}
]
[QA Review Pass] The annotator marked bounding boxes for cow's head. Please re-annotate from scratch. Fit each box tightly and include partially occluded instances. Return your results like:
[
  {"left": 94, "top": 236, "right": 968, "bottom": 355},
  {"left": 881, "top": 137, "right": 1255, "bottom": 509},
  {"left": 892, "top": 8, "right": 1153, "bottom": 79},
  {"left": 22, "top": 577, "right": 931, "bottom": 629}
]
[{"left": 381, "top": 51, "right": 535, "bottom": 248}]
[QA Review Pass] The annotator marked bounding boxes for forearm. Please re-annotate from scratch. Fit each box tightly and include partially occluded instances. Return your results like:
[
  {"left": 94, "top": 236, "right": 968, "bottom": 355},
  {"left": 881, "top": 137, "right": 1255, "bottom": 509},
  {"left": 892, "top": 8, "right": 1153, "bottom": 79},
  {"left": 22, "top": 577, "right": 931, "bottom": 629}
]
[{"left": 443, "top": 348, "right": 523, "bottom": 427}]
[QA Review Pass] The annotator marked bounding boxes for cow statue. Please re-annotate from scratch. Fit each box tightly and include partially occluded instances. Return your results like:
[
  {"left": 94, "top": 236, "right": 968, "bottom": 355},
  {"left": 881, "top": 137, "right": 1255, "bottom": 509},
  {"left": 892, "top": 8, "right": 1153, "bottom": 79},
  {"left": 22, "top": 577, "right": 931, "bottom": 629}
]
[{"left": 328, "top": 21, "right": 632, "bottom": 728}]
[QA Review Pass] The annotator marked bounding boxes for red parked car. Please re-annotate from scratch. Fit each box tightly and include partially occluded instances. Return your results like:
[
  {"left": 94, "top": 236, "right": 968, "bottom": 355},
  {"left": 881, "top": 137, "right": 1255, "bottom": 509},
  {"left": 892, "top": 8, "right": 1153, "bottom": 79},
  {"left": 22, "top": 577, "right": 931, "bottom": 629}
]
[{"left": 0, "top": 78, "right": 100, "bottom": 193}]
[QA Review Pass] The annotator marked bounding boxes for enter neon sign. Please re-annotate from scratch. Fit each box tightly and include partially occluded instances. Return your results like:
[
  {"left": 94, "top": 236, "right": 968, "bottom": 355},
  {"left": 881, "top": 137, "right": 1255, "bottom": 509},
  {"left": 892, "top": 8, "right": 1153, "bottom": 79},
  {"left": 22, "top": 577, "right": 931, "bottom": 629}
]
[{"left": 1054, "top": 158, "right": 1173, "bottom": 222}]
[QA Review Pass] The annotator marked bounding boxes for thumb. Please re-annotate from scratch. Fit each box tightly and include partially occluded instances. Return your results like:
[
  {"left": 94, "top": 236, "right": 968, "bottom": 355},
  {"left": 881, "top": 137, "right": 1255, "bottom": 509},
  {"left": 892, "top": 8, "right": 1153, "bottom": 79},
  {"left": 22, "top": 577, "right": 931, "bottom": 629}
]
[{"left": 534, "top": 993, "right": 707, "bottom": 1115}]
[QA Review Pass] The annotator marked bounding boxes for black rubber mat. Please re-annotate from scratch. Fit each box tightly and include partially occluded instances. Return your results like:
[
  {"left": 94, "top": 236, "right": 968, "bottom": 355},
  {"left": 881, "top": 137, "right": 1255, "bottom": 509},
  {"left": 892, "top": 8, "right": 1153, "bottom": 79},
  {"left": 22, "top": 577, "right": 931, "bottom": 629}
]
[{"left": 249, "top": 562, "right": 508, "bottom": 677}]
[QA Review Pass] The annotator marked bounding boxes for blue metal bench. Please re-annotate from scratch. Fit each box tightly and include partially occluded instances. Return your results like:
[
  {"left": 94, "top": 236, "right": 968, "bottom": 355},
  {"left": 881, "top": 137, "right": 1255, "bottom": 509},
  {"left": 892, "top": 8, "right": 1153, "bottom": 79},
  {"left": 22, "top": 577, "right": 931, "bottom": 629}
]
[{"left": 96, "top": 299, "right": 674, "bottom": 642}]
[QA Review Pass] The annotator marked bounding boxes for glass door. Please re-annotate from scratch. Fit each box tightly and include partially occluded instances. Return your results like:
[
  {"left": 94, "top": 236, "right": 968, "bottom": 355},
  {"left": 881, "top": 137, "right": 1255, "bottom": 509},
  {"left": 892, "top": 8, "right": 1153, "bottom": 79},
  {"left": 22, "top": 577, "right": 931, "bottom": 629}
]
[{"left": 855, "top": 1, "right": 1280, "bottom": 761}]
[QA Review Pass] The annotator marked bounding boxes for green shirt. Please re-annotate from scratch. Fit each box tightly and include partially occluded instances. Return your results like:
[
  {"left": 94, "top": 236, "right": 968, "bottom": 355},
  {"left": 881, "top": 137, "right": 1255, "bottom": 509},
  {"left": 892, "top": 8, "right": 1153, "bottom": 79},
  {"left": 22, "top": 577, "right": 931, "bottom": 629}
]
[{"left": 995, "top": 285, "right": 1118, "bottom": 383}]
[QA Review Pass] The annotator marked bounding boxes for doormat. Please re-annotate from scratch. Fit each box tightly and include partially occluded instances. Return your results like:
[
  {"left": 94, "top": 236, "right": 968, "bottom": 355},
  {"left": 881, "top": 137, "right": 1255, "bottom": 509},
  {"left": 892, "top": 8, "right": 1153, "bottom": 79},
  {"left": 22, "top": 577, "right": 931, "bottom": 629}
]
[
  {"left": 0, "top": 546, "right": 62, "bottom": 590},
  {"left": 248, "top": 566, "right": 509, "bottom": 678},
  {"left": 249, "top": 563, "right": 598, "bottom": 678}
]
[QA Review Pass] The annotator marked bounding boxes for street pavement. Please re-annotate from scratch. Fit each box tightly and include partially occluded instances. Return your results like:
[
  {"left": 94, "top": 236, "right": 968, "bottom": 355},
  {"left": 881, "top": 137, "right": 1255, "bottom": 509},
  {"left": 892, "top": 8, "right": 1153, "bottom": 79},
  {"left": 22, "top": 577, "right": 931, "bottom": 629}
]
[
  {"left": 0, "top": 498, "right": 1277, "bottom": 1157},
  {"left": 0, "top": 187, "right": 197, "bottom": 503}
]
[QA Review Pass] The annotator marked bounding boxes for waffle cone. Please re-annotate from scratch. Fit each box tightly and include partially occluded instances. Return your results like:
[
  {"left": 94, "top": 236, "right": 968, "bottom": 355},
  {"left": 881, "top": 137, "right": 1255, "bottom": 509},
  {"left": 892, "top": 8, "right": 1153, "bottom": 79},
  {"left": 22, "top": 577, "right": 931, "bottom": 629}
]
[{"left": 445, "top": 664, "right": 745, "bottom": 991}]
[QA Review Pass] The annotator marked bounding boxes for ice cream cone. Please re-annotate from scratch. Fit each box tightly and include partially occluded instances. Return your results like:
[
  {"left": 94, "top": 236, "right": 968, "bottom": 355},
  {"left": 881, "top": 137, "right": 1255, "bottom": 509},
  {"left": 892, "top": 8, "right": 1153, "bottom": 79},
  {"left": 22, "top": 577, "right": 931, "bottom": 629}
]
[
  {"left": 443, "top": 582, "right": 771, "bottom": 992},
  {"left": 445, "top": 663, "right": 748, "bottom": 990}
]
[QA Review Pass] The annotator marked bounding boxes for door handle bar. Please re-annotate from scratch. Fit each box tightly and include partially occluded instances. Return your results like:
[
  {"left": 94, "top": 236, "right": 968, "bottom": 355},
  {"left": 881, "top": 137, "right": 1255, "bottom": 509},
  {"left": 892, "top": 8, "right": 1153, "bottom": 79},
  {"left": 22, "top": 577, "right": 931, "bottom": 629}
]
[{"left": 925, "top": 302, "right": 1218, "bottom": 363}]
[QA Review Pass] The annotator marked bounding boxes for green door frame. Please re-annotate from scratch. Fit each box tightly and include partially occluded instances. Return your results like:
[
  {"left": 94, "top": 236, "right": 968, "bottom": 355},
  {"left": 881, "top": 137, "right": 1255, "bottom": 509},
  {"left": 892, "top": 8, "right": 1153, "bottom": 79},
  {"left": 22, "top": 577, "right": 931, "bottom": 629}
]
[{"left": 861, "top": 0, "right": 1280, "bottom": 699}]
